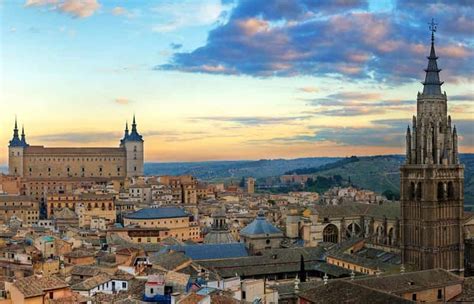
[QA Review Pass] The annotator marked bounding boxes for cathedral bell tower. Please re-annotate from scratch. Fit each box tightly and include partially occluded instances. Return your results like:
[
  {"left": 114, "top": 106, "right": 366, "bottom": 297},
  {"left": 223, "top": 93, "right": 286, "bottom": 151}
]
[{"left": 400, "top": 20, "right": 464, "bottom": 274}]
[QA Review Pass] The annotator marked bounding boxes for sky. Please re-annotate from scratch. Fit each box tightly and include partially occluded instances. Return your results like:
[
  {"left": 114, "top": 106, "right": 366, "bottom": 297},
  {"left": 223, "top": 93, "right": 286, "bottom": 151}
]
[{"left": 0, "top": 0, "right": 473, "bottom": 164}]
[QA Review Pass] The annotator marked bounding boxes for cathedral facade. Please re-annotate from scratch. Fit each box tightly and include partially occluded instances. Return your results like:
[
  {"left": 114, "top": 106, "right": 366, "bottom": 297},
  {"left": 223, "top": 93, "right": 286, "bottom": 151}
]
[
  {"left": 8, "top": 116, "right": 144, "bottom": 179},
  {"left": 400, "top": 26, "right": 464, "bottom": 273}
]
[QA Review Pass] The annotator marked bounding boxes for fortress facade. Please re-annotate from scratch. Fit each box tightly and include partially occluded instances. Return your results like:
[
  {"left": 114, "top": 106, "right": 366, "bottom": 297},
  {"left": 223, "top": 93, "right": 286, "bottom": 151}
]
[{"left": 8, "top": 116, "right": 144, "bottom": 180}]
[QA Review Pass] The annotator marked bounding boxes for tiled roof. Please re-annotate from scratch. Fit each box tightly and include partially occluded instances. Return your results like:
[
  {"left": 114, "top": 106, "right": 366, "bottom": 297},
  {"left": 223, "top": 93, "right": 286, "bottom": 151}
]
[
  {"left": 53, "top": 208, "right": 78, "bottom": 219},
  {"left": 72, "top": 273, "right": 111, "bottom": 291},
  {"left": 124, "top": 207, "right": 188, "bottom": 220},
  {"left": 150, "top": 251, "right": 191, "bottom": 271},
  {"left": 240, "top": 214, "right": 282, "bottom": 236},
  {"left": 299, "top": 280, "right": 412, "bottom": 304},
  {"left": 177, "top": 292, "right": 206, "bottom": 304},
  {"left": 71, "top": 265, "right": 102, "bottom": 277},
  {"left": 166, "top": 243, "right": 248, "bottom": 260},
  {"left": 314, "top": 201, "right": 400, "bottom": 219},
  {"left": 13, "top": 275, "right": 69, "bottom": 298},
  {"left": 197, "top": 246, "right": 326, "bottom": 278},
  {"left": 352, "top": 268, "right": 463, "bottom": 294}
]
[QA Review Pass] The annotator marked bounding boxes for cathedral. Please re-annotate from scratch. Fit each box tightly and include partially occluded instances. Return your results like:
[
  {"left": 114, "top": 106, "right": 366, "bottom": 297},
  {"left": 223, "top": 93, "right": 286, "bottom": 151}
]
[
  {"left": 8, "top": 116, "right": 144, "bottom": 179},
  {"left": 400, "top": 23, "right": 464, "bottom": 273}
]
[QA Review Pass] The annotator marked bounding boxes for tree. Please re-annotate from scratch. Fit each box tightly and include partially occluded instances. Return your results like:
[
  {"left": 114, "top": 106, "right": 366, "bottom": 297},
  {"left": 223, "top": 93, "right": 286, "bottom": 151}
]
[{"left": 299, "top": 254, "right": 307, "bottom": 282}]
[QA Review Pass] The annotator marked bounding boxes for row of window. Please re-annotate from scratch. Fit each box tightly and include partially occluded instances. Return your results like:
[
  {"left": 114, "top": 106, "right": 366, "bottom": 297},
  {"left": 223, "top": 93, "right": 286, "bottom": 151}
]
[{"left": 24, "top": 157, "right": 121, "bottom": 162}]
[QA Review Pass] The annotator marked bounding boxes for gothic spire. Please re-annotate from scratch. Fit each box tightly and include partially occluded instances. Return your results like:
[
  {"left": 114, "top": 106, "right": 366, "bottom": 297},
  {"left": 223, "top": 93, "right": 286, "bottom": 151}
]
[
  {"left": 422, "top": 19, "right": 443, "bottom": 95},
  {"left": 20, "top": 125, "right": 28, "bottom": 146}
]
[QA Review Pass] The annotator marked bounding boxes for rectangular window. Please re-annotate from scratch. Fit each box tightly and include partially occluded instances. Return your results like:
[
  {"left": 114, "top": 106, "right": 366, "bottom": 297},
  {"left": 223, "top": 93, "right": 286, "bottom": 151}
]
[
  {"left": 412, "top": 294, "right": 417, "bottom": 301},
  {"left": 437, "top": 289, "right": 442, "bottom": 299},
  {"left": 122, "top": 282, "right": 126, "bottom": 288}
]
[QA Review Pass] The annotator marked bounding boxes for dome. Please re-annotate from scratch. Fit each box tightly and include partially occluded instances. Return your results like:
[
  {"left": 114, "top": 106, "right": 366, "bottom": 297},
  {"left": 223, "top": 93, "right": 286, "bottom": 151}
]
[
  {"left": 240, "top": 211, "right": 282, "bottom": 236},
  {"left": 203, "top": 230, "right": 236, "bottom": 244}
]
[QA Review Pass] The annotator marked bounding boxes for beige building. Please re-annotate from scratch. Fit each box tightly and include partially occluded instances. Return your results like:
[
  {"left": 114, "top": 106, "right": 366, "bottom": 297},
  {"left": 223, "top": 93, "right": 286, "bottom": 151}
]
[
  {"left": 123, "top": 207, "right": 201, "bottom": 242},
  {"left": 46, "top": 192, "right": 116, "bottom": 228},
  {"left": 159, "top": 175, "right": 197, "bottom": 204},
  {"left": 5, "top": 275, "right": 80, "bottom": 304},
  {"left": 0, "top": 195, "right": 39, "bottom": 227},
  {"left": 8, "top": 118, "right": 144, "bottom": 201}
]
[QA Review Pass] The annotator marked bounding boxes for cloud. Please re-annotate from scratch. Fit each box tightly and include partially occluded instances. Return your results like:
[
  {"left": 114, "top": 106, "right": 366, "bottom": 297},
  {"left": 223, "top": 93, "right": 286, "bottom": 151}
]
[
  {"left": 151, "top": 0, "right": 231, "bottom": 32},
  {"left": 25, "top": 0, "right": 101, "bottom": 18},
  {"left": 111, "top": 6, "right": 126, "bottom": 16},
  {"left": 303, "top": 91, "right": 414, "bottom": 116},
  {"left": 114, "top": 98, "right": 131, "bottom": 105},
  {"left": 298, "top": 86, "right": 318, "bottom": 93},
  {"left": 158, "top": 0, "right": 473, "bottom": 83},
  {"left": 189, "top": 115, "right": 311, "bottom": 125},
  {"left": 313, "top": 107, "right": 386, "bottom": 117},
  {"left": 170, "top": 43, "right": 183, "bottom": 50},
  {"left": 258, "top": 118, "right": 474, "bottom": 148},
  {"left": 31, "top": 131, "right": 120, "bottom": 143}
]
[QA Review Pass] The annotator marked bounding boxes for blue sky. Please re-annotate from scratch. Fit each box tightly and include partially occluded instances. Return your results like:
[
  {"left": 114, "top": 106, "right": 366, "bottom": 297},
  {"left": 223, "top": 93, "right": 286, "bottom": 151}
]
[{"left": 0, "top": 0, "right": 472, "bottom": 163}]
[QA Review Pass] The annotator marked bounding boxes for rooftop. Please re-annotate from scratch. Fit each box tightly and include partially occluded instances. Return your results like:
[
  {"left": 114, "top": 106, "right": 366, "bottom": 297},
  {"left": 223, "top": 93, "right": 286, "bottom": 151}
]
[
  {"left": 352, "top": 268, "right": 463, "bottom": 294},
  {"left": 13, "top": 275, "right": 69, "bottom": 298},
  {"left": 166, "top": 243, "right": 249, "bottom": 260},
  {"left": 299, "top": 280, "right": 412, "bottom": 304},
  {"left": 124, "top": 207, "right": 189, "bottom": 220},
  {"left": 240, "top": 212, "right": 282, "bottom": 236}
]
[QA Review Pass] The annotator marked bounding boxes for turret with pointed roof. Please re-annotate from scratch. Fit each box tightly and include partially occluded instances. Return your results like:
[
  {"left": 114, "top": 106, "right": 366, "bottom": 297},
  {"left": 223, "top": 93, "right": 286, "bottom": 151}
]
[
  {"left": 9, "top": 118, "right": 27, "bottom": 147},
  {"left": 422, "top": 30, "right": 444, "bottom": 96},
  {"left": 127, "top": 115, "right": 143, "bottom": 142}
]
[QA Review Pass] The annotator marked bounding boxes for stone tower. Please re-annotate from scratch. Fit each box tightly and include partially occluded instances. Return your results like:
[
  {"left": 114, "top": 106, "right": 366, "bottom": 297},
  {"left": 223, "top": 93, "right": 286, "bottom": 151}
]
[
  {"left": 8, "top": 118, "right": 28, "bottom": 177},
  {"left": 400, "top": 22, "right": 464, "bottom": 274},
  {"left": 120, "top": 115, "right": 144, "bottom": 177}
]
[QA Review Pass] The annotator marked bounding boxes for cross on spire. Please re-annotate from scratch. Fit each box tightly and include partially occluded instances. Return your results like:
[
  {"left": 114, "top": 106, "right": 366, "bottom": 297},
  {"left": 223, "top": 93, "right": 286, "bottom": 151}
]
[{"left": 429, "top": 18, "right": 437, "bottom": 43}]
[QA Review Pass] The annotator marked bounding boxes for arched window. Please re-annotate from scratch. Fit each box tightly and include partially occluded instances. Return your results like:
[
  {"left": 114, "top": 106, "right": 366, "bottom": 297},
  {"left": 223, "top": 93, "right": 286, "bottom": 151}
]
[
  {"left": 437, "top": 182, "right": 445, "bottom": 201},
  {"left": 387, "top": 227, "right": 395, "bottom": 246},
  {"left": 416, "top": 183, "right": 422, "bottom": 200},
  {"left": 346, "top": 223, "right": 362, "bottom": 239},
  {"left": 323, "top": 224, "right": 339, "bottom": 243},
  {"left": 410, "top": 182, "right": 416, "bottom": 200},
  {"left": 448, "top": 182, "right": 455, "bottom": 199}
]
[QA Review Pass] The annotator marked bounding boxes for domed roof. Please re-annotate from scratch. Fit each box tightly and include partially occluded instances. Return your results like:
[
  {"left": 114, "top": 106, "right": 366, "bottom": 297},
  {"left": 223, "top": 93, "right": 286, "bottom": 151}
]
[
  {"left": 240, "top": 211, "right": 282, "bottom": 236},
  {"left": 203, "top": 230, "right": 236, "bottom": 244}
]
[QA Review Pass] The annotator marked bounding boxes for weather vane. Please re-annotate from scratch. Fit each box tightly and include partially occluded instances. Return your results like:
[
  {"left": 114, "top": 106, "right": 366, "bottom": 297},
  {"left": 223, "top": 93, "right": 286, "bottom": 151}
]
[{"left": 429, "top": 18, "right": 438, "bottom": 42}]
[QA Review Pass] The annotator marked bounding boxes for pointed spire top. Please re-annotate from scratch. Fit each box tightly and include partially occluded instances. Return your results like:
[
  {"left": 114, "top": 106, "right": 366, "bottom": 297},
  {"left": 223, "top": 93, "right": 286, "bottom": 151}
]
[
  {"left": 9, "top": 116, "right": 27, "bottom": 147},
  {"left": 125, "top": 121, "right": 129, "bottom": 133},
  {"left": 125, "top": 114, "right": 143, "bottom": 142},
  {"left": 429, "top": 18, "right": 437, "bottom": 44},
  {"left": 422, "top": 18, "right": 443, "bottom": 95}
]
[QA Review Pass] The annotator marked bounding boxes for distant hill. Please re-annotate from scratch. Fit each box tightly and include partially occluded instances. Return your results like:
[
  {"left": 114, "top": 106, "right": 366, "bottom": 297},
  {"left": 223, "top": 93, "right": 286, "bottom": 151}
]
[
  {"left": 288, "top": 154, "right": 474, "bottom": 207},
  {"left": 144, "top": 158, "right": 339, "bottom": 181}
]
